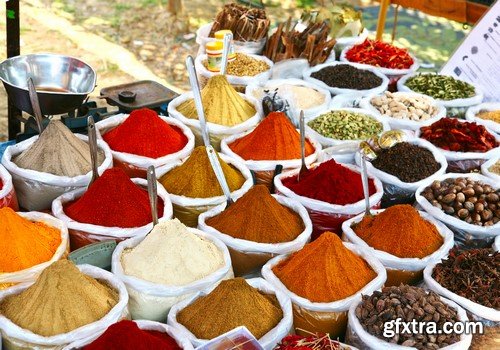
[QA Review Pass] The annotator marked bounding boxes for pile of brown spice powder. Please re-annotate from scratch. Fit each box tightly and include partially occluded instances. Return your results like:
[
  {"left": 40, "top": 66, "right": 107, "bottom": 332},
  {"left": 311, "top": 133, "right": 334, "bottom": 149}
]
[
  {"left": 176, "top": 278, "right": 283, "bottom": 340},
  {"left": 14, "top": 120, "right": 104, "bottom": 177},
  {"left": 0, "top": 260, "right": 118, "bottom": 336},
  {"left": 205, "top": 185, "right": 304, "bottom": 243}
]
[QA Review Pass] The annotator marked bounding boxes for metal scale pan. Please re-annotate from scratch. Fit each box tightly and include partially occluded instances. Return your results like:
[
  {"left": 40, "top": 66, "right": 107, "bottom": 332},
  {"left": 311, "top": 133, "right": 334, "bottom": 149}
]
[{"left": 0, "top": 53, "right": 97, "bottom": 116}]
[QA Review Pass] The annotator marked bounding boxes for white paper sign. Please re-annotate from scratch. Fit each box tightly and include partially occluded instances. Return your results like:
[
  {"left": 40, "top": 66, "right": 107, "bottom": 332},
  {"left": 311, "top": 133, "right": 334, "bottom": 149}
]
[{"left": 441, "top": 1, "right": 500, "bottom": 102}]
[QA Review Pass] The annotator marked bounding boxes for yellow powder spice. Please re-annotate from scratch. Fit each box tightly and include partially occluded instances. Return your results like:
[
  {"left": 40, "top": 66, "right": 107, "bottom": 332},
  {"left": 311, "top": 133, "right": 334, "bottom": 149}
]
[
  {"left": 0, "top": 260, "right": 119, "bottom": 336},
  {"left": 176, "top": 75, "right": 256, "bottom": 126},
  {"left": 160, "top": 146, "right": 245, "bottom": 198}
]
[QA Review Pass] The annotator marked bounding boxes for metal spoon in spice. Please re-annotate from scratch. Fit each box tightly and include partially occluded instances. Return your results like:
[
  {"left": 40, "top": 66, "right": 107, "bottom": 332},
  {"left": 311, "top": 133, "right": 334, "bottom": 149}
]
[
  {"left": 186, "top": 55, "right": 210, "bottom": 147},
  {"left": 206, "top": 145, "right": 234, "bottom": 207},
  {"left": 27, "top": 77, "right": 45, "bottom": 134},
  {"left": 185, "top": 55, "right": 233, "bottom": 207},
  {"left": 219, "top": 32, "right": 232, "bottom": 76},
  {"left": 147, "top": 165, "right": 159, "bottom": 226},
  {"left": 297, "top": 110, "right": 308, "bottom": 181},
  {"left": 361, "top": 155, "right": 372, "bottom": 216},
  {"left": 87, "top": 116, "right": 99, "bottom": 185}
]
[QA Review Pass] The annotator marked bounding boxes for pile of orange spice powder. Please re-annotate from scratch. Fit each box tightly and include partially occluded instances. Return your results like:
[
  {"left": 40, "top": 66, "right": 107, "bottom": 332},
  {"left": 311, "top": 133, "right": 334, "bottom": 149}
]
[
  {"left": 0, "top": 207, "right": 61, "bottom": 273},
  {"left": 205, "top": 185, "right": 304, "bottom": 244},
  {"left": 273, "top": 232, "right": 376, "bottom": 303},
  {"left": 228, "top": 112, "right": 315, "bottom": 161},
  {"left": 352, "top": 205, "right": 443, "bottom": 258}
]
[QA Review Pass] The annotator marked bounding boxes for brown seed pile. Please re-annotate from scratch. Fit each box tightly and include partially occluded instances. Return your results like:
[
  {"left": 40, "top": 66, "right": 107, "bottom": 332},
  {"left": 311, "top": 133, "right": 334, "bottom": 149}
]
[
  {"left": 356, "top": 285, "right": 461, "bottom": 349},
  {"left": 203, "top": 53, "right": 270, "bottom": 77},
  {"left": 421, "top": 178, "right": 500, "bottom": 226}
]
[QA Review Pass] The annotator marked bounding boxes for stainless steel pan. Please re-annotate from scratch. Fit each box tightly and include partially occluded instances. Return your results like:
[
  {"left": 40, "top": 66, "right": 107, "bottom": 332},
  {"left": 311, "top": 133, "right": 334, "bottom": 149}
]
[{"left": 0, "top": 53, "right": 97, "bottom": 115}]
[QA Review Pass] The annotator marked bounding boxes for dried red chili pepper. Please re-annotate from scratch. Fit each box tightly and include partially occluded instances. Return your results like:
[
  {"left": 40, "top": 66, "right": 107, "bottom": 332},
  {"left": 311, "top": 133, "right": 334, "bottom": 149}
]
[
  {"left": 345, "top": 39, "right": 414, "bottom": 70},
  {"left": 419, "top": 118, "right": 498, "bottom": 153}
]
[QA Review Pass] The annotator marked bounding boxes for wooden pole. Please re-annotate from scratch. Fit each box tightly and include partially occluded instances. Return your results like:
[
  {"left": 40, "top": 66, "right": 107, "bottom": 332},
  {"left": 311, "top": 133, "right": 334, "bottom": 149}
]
[
  {"left": 376, "top": 0, "right": 391, "bottom": 40},
  {"left": 167, "top": 0, "right": 183, "bottom": 15},
  {"left": 6, "top": 0, "right": 22, "bottom": 140},
  {"left": 391, "top": 5, "right": 400, "bottom": 43}
]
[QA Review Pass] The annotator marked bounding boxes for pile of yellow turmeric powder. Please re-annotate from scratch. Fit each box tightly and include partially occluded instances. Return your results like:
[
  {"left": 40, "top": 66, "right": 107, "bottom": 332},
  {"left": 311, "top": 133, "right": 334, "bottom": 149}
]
[
  {"left": 176, "top": 75, "right": 256, "bottom": 126},
  {"left": 0, "top": 207, "right": 61, "bottom": 273},
  {"left": 160, "top": 146, "right": 245, "bottom": 198}
]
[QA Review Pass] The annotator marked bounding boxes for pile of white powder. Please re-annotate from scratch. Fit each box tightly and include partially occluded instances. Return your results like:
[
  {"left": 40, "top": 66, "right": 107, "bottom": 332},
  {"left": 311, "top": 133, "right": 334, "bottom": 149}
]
[
  {"left": 121, "top": 219, "right": 224, "bottom": 286},
  {"left": 252, "top": 84, "right": 325, "bottom": 110}
]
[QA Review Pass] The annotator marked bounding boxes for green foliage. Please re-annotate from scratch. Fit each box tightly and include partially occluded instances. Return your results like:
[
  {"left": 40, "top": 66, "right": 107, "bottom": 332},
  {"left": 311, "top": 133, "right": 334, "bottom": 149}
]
[{"left": 297, "top": 0, "right": 317, "bottom": 9}]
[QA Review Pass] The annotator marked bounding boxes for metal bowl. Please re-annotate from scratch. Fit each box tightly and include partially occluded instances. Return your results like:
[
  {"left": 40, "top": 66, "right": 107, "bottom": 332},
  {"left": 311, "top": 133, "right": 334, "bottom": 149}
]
[{"left": 0, "top": 53, "right": 96, "bottom": 115}]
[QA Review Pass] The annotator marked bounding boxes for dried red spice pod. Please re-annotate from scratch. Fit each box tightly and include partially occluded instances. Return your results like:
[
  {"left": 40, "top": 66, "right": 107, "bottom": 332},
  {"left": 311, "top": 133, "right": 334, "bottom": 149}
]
[
  {"left": 345, "top": 39, "right": 414, "bottom": 70},
  {"left": 420, "top": 118, "right": 498, "bottom": 153}
]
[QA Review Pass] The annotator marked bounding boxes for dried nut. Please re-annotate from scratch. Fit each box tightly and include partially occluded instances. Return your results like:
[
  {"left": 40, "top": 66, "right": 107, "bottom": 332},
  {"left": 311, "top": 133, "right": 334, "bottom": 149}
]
[
  {"left": 422, "top": 178, "right": 499, "bottom": 227},
  {"left": 457, "top": 208, "right": 469, "bottom": 219},
  {"left": 475, "top": 202, "right": 485, "bottom": 212},
  {"left": 455, "top": 192, "right": 465, "bottom": 203},
  {"left": 442, "top": 193, "right": 456, "bottom": 204},
  {"left": 473, "top": 184, "right": 484, "bottom": 195},
  {"left": 464, "top": 201, "right": 474, "bottom": 211},
  {"left": 481, "top": 209, "right": 493, "bottom": 221},
  {"left": 462, "top": 188, "right": 475, "bottom": 197},
  {"left": 487, "top": 193, "right": 499, "bottom": 202}
]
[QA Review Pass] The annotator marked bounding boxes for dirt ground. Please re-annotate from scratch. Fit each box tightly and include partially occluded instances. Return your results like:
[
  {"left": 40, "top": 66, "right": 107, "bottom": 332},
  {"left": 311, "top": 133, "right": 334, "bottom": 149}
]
[{"left": 0, "top": 4, "right": 136, "bottom": 141}]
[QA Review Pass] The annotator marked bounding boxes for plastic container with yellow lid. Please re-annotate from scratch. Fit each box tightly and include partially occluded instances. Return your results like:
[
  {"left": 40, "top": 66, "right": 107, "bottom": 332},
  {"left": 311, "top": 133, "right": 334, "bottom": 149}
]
[
  {"left": 206, "top": 41, "right": 223, "bottom": 72},
  {"left": 214, "top": 29, "right": 236, "bottom": 62}
]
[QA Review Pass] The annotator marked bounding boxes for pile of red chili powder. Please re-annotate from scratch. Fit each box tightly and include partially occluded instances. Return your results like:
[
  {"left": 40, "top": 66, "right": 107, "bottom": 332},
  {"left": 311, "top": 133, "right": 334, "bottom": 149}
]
[
  {"left": 103, "top": 108, "right": 188, "bottom": 158},
  {"left": 345, "top": 39, "right": 414, "bottom": 70},
  {"left": 65, "top": 168, "right": 164, "bottom": 227},
  {"left": 84, "top": 320, "right": 181, "bottom": 350},
  {"left": 282, "top": 160, "right": 375, "bottom": 205}
]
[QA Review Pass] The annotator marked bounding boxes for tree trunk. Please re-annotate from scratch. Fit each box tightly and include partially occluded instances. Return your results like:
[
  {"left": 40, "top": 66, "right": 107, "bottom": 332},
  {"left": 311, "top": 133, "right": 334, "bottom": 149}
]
[{"left": 168, "top": 0, "right": 183, "bottom": 15}]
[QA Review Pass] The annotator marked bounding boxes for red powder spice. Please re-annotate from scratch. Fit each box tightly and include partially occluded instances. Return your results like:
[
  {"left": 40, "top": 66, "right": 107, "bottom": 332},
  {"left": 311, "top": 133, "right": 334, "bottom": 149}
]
[
  {"left": 228, "top": 112, "right": 315, "bottom": 161},
  {"left": 103, "top": 108, "right": 188, "bottom": 158},
  {"left": 65, "top": 168, "right": 164, "bottom": 227},
  {"left": 282, "top": 160, "right": 375, "bottom": 205},
  {"left": 84, "top": 320, "right": 181, "bottom": 350},
  {"left": 0, "top": 179, "right": 3, "bottom": 191}
]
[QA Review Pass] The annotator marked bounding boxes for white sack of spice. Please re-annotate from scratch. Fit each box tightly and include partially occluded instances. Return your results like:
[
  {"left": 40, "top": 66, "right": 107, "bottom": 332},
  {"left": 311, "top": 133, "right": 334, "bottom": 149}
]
[
  {"left": 195, "top": 53, "right": 273, "bottom": 90},
  {"left": 1, "top": 132, "right": 113, "bottom": 211},
  {"left": 245, "top": 78, "right": 331, "bottom": 121},
  {"left": 112, "top": 219, "right": 233, "bottom": 321}
]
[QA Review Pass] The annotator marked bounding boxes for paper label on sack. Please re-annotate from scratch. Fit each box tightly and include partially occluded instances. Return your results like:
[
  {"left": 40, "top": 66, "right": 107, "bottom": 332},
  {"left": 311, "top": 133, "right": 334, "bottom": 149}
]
[
  {"left": 195, "top": 326, "right": 264, "bottom": 350},
  {"left": 441, "top": 2, "right": 500, "bottom": 102}
]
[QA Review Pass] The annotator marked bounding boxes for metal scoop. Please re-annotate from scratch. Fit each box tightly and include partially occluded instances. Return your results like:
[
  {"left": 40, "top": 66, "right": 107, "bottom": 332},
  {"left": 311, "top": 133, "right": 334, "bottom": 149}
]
[
  {"left": 297, "top": 110, "right": 308, "bottom": 181},
  {"left": 147, "top": 165, "right": 159, "bottom": 226},
  {"left": 27, "top": 77, "right": 45, "bottom": 134},
  {"left": 87, "top": 116, "right": 99, "bottom": 185},
  {"left": 361, "top": 156, "right": 372, "bottom": 216}
]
